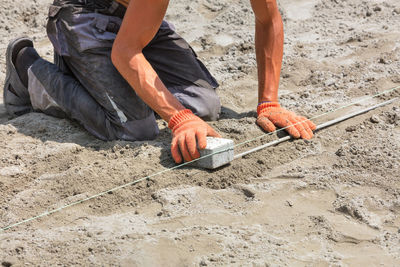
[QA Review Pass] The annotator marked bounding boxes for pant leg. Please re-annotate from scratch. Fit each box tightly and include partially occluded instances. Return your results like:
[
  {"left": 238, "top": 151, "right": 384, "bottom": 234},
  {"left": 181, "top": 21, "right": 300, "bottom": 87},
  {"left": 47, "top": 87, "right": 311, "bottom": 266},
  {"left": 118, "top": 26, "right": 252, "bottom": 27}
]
[
  {"left": 28, "top": 59, "right": 114, "bottom": 140},
  {"left": 143, "top": 21, "right": 221, "bottom": 121},
  {"left": 27, "top": 3, "right": 159, "bottom": 141}
]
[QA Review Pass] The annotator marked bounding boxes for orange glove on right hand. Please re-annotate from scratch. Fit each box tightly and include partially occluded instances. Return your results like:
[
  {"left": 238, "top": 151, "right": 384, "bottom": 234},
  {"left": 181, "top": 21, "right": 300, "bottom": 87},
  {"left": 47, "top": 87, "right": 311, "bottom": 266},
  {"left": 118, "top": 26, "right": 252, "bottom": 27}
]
[
  {"left": 257, "top": 102, "right": 316, "bottom": 139},
  {"left": 169, "top": 109, "right": 221, "bottom": 163}
]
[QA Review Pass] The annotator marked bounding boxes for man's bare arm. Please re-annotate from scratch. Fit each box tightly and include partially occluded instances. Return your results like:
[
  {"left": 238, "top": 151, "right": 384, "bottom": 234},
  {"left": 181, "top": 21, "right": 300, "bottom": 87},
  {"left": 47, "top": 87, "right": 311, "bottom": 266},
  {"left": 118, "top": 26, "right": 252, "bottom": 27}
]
[
  {"left": 250, "top": 0, "right": 284, "bottom": 103},
  {"left": 111, "top": 0, "right": 221, "bottom": 163},
  {"left": 250, "top": 0, "right": 316, "bottom": 139},
  {"left": 111, "top": 0, "right": 185, "bottom": 122}
]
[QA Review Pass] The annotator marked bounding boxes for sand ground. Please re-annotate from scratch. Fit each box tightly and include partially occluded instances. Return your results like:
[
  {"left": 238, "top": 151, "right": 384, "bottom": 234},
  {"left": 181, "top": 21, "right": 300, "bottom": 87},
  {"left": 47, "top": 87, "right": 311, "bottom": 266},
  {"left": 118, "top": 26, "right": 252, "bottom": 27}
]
[{"left": 0, "top": 0, "right": 400, "bottom": 266}]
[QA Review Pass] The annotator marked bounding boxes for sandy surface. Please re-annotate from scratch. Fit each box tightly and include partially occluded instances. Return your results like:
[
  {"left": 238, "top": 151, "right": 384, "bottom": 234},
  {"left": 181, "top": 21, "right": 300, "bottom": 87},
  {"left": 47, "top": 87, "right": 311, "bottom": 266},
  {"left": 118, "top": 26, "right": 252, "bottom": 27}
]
[{"left": 1, "top": 0, "right": 400, "bottom": 266}]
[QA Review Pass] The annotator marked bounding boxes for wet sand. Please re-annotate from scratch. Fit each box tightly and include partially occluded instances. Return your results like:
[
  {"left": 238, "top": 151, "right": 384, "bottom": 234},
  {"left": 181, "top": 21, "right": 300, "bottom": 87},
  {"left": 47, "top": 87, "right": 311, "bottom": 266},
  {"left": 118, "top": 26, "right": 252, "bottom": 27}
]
[{"left": 1, "top": 0, "right": 400, "bottom": 265}]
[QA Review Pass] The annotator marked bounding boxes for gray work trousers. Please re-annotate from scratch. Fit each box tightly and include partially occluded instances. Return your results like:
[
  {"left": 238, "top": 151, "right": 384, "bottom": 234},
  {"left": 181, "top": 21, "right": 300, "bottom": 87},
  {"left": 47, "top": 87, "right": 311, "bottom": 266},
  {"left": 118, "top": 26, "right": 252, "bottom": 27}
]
[{"left": 27, "top": 0, "right": 221, "bottom": 141}]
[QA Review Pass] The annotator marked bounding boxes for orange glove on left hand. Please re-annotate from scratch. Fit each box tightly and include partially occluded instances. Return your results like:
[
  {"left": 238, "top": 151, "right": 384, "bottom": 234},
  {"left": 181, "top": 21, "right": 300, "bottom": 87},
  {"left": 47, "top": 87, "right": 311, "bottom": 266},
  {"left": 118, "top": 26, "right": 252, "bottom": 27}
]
[
  {"left": 257, "top": 102, "right": 316, "bottom": 139},
  {"left": 169, "top": 109, "right": 221, "bottom": 163}
]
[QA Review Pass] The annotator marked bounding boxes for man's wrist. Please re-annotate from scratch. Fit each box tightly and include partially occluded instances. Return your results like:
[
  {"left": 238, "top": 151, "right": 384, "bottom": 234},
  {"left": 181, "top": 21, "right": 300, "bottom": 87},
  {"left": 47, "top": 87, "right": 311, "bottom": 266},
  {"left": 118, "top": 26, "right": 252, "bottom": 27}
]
[
  {"left": 168, "top": 109, "right": 196, "bottom": 130},
  {"left": 257, "top": 101, "right": 280, "bottom": 115},
  {"left": 257, "top": 101, "right": 272, "bottom": 107}
]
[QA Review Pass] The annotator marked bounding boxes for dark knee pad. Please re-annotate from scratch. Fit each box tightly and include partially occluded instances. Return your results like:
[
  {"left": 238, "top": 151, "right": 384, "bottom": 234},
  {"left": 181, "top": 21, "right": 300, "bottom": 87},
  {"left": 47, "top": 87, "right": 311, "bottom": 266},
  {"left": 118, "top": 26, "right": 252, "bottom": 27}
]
[{"left": 111, "top": 113, "right": 160, "bottom": 141}]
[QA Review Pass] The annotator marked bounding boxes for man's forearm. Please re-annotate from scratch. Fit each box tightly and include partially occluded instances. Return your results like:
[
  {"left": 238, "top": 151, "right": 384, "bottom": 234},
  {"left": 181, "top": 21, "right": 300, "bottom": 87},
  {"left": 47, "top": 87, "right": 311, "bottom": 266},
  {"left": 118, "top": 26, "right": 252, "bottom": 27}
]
[
  {"left": 255, "top": 9, "right": 284, "bottom": 103},
  {"left": 110, "top": 0, "right": 183, "bottom": 122},
  {"left": 111, "top": 48, "right": 185, "bottom": 122}
]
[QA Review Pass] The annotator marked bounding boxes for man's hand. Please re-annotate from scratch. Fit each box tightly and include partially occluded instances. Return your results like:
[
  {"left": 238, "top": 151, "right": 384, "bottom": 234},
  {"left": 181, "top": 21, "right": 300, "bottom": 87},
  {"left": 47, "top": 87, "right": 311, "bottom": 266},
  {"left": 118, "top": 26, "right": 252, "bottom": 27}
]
[
  {"left": 169, "top": 109, "right": 221, "bottom": 163},
  {"left": 257, "top": 102, "right": 316, "bottom": 139}
]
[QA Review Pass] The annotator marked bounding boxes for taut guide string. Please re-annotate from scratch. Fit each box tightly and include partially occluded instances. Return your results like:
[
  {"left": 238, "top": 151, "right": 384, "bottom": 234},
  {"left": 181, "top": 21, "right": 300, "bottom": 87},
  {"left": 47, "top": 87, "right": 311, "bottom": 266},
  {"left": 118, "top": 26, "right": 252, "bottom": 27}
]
[{"left": 1, "top": 85, "right": 399, "bottom": 232}]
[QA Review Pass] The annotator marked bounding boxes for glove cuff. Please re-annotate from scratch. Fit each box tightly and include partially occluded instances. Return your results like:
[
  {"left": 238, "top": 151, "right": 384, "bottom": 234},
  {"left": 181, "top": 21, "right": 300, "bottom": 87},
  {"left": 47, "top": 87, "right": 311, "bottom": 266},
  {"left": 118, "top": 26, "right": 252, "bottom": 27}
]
[
  {"left": 257, "top": 102, "right": 280, "bottom": 116},
  {"left": 168, "top": 109, "right": 197, "bottom": 130}
]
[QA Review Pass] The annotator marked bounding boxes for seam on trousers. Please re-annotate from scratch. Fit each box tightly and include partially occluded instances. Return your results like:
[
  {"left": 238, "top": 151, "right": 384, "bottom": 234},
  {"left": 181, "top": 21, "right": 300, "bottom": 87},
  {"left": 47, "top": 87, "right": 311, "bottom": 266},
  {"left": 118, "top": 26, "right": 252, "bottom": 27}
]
[
  {"left": 27, "top": 66, "right": 62, "bottom": 111},
  {"left": 106, "top": 93, "right": 128, "bottom": 123}
]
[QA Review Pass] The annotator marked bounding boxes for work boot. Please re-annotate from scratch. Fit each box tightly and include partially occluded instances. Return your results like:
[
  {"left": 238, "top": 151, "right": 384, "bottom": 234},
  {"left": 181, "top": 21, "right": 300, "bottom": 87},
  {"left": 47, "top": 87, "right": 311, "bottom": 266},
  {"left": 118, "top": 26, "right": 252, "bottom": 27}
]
[{"left": 3, "top": 37, "right": 40, "bottom": 117}]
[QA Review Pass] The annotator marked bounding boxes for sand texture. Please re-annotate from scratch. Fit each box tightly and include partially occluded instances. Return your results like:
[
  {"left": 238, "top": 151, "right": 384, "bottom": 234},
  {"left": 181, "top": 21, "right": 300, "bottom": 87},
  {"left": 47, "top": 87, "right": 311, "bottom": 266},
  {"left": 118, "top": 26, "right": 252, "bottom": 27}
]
[{"left": 1, "top": 0, "right": 400, "bottom": 266}]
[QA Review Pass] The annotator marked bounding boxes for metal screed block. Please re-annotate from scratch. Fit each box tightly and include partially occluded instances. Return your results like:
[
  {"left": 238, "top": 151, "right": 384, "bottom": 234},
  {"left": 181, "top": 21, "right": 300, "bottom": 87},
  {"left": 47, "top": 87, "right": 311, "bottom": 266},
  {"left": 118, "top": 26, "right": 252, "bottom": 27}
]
[{"left": 191, "top": 137, "right": 234, "bottom": 169}]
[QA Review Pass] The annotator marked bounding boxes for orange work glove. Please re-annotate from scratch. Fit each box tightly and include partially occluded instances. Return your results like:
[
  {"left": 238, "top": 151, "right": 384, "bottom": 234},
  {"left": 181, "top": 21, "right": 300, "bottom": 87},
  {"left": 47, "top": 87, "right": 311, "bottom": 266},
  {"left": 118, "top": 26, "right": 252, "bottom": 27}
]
[
  {"left": 169, "top": 109, "right": 221, "bottom": 163},
  {"left": 257, "top": 102, "right": 316, "bottom": 140}
]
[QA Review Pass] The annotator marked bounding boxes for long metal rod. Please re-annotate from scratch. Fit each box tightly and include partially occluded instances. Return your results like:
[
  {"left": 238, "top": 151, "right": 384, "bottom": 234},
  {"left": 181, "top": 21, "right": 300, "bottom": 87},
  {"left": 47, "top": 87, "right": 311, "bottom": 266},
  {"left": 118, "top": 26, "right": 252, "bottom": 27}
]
[{"left": 234, "top": 98, "right": 398, "bottom": 159}]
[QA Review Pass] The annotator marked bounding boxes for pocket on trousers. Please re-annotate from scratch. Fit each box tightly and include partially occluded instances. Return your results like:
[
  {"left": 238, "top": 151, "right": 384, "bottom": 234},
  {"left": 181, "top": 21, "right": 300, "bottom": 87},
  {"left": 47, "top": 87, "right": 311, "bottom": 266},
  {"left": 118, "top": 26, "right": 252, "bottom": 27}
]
[
  {"left": 69, "top": 13, "right": 122, "bottom": 52},
  {"left": 46, "top": 5, "right": 70, "bottom": 56},
  {"left": 92, "top": 15, "right": 118, "bottom": 44}
]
